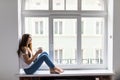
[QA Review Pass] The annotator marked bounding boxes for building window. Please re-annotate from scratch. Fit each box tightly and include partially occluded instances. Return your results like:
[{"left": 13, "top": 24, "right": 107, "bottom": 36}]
[
  {"left": 20, "top": 0, "right": 110, "bottom": 69},
  {"left": 35, "top": 21, "right": 39, "bottom": 34},
  {"left": 95, "top": 49, "right": 103, "bottom": 64},
  {"left": 96, "top": 21, "right": 103, "bottom": 35},
  {"left": 54, "top": 21, "right": 63, "bottom": 35},
  {"left": 25, "top": 0, "right": 49, "bottom": 10},
  {"left": 81, "top": 49, "right": 88, "bottom": 64},
  {"left": 81, "top": 21, "right": 84, "bottom": 34},
  {"left": 53, "top": 0, "right": 78, "bottom": 10},
  {"left": 54, "top": 49, "right": 63, "bottom": 64},
  {"left": 35, "top": 21, "right": 44, "bottom": 35}
]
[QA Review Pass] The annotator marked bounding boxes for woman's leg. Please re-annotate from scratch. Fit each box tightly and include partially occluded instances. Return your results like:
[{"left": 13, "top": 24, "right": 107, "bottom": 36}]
[
  {"left": 42, "top": 52, "right": 64, "bottom": 74},
  {"left": 41, "top": 52, "right": 55, "bottom": 68},
  {"left": 24, "top": 52, "right": 55, "bottom": 74}
]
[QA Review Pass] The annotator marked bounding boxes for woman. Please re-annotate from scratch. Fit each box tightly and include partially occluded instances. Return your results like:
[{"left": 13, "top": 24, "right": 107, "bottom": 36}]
[{"left": 17, "top": 34, "right": 64, "bottom": 74}]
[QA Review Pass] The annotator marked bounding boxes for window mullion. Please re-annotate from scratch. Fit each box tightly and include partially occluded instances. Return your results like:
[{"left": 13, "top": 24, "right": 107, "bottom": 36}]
[
  {"left": 78, "top": 0, "right": 81, "bottom": 11},
  {"left": 64, "top": 0, "right": 66, "bottom": 10},
  {"left": 103, "top": 15, "right": 108, "bottom": 68},
  {"left": 49, "top": 16, "right": 54, "bottom": 61},
  {"left": 81, "top": 11, "right": 107, "bottom": 17},
  {"left": 49, "top": 0, "right": 52, "bottom": 11},
  {"left": 77, "top": 16, "right": 81, "bottom": 64}
]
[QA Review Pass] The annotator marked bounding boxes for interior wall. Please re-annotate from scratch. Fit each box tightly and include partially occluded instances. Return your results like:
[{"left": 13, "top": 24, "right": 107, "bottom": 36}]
[
  {"left": 0, "top": 0, "right": 19, "bottom": 80},
  {"left": 113, "top": 0, "right": 120, "bottom": 80}
]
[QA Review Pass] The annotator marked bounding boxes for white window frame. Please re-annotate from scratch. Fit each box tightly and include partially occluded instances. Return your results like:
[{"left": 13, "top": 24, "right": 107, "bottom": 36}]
[{"left": 19, "top": 0, "right": 112, "bottom": 70}]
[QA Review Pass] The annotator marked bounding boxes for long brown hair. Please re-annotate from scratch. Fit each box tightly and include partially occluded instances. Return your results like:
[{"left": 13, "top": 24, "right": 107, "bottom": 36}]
[{"left": 17, "top": 34, "right": 32, "bottom": 57}]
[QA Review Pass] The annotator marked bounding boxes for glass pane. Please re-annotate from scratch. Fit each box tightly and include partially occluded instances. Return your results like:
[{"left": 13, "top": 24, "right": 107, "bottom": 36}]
[
  {"left": 53, "top": 0, "right": 65, "bottom": 10},
  {"left": 53, "top": 0, "right": 78, "bottom": 10},
  {"left": 25, "top": 0, "right": 49, "bottom": 10},
  {"left": 53, "top": 19, "right": 77, "bottom": 64},
  {"left": 66, "top": 0, "right": 78, "bottom": 10},
  {"left": 82, "top": 0, "right": 104, "bottom": 10},
  {"left": 81, "top": 17, "right": 104, "bottom": 64},
  {"left": 25, "top": 17, "right": 49, "bottom": 53}
]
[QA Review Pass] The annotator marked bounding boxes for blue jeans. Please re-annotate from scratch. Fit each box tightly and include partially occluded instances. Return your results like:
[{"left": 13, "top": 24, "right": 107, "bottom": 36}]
[{"left": 24, "top": 52, "right": 55, "bottom": 74}]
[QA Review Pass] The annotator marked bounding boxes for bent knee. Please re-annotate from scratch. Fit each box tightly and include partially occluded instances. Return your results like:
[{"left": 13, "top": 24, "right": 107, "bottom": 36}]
[{"left": 42, "top": 52, "right": 48, "bottom": 55}]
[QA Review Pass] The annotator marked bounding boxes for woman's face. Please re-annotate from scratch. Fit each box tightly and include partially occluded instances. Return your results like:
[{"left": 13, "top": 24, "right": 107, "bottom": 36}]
[{"left": 27, "top": 36, "right": 32, "bottom": 45}]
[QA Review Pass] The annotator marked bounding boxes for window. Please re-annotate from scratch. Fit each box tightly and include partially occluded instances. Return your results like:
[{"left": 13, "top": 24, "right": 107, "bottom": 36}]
[
  {"left": 53, "top": 0, "right": 78, "bottom": 10},
  {"left": 81, "top": 21, "right": 84, "bottom": 34},
  {"left": 96, "top": 21, "right": 103, "bottom": 35},
  {"left": 95, "top": 49, "right": 103, "bottom": 64},
  {"left": 54, "top": 21, "right": 63, "bottom": 34},
  {"left": 25, "top": 17, "right": 49, "bottom": 52},
  {"left": 25, "top": 0, "right": 49, "bottom": 10},
  {"left": 35, "top": 21, "right": 44, "bottom": 34},
  {"left": 35, "top": 21, "right": 39, "bottom": 34},
  {"left": 21, "top": 0, "right": 109, "bottom": 69},
  {"left": 82, "top": 0, "right": 104, "bottom": 10},
  {"left": 54, "top": 49, "right": 63, "bottom": 64}
]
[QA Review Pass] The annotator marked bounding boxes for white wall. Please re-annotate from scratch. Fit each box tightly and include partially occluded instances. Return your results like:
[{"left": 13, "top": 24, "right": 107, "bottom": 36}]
[
  {"left": 0, "top": 0, "right": 120, "bottom": 80},
  {"left": 0, "top": 0, "right": 19, "bottom": 80},
  {"left": 113, "top": 0, "right": 120, "bottom": 80}
]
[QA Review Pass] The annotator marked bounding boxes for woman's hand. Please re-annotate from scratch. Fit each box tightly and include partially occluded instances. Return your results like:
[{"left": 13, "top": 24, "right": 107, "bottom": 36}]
[{"left": 36, "top": 48, "right": 43, "bottom": 54}]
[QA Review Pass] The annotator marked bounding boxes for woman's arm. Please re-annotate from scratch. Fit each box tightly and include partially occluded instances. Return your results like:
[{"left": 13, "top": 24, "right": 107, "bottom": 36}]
[{"left": 22, "top": 47, "right": 42, "bottom": 65}]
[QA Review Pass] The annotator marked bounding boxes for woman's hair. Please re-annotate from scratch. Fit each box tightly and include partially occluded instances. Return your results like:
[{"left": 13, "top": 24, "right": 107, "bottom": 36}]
[{"left": 17, "top": 34, "right": 32, "bottom": 57}]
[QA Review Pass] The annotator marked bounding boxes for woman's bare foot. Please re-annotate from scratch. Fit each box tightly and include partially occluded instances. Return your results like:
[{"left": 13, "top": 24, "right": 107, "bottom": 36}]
[
  {"left": 50, "top": 67, "right": 64, "bottom": 74},
  {"left": 50, "top": 68, "right": 60, "bottom": 74},
  {"left": 54, "top": 66, "right": 64, "bottom": 73}
]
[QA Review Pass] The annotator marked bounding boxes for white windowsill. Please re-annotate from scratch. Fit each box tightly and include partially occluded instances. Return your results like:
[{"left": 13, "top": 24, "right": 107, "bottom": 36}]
[{"left": 17, "top": 69, "right": 114, "bottom": 77}]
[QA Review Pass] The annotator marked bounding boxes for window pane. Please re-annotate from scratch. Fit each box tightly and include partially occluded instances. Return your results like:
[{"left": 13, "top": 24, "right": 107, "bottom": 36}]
[
  {"left": 53, "top": 0, "right": 65, "bottom": 10},
  {"left": 66, "top": 0, "right": 78, "bottom": 10},
  {"left": 53, "top": 19, "right": 77, "bottom": 64},
  {"left": 25, "top": 0, "right": 49, "bottom": 10},
  {"left": 82, "top": 0, "right": 104, "bottom": 10},
  {"left": 25, "top": 17, "right": 49, "bottom": 53},
  {"left": 53, "top": 0, "right": 78, "bottom": 10},
  {"left": 81, "top": 17, "right": 104, "bottom": 64}
]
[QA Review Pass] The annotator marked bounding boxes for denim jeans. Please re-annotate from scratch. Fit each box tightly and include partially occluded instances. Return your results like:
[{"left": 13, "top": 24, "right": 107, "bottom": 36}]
[{"left": 24, "top": 52, "right": 55, "bottom": 74}]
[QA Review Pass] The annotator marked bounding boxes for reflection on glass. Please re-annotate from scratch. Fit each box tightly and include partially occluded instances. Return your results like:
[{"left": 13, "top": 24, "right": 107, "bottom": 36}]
[
  {"left": 53, "top": 19, "right": 77, "bottom": 64},
  {"left": 25, "top": 0, "right": 49, "bottom": 10},
  {"left": 82, "top": 0, "right": 104, "bottom": 10},
  {"left": 81, "top": 17, "right": 104, "bottom": 64},
  {"left": 25, "top": 17, "right": 49, "bottom": 53}
]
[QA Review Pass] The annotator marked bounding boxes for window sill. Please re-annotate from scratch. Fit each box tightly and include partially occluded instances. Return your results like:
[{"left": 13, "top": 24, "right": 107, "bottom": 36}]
[{"left": 18, "top": 69, "right": 114, "bottom": 77}]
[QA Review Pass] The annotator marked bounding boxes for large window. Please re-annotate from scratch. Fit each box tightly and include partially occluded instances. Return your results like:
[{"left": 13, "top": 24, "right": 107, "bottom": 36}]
[{"left": 21, "top": 0, "right": 108, "bottom": 69}]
